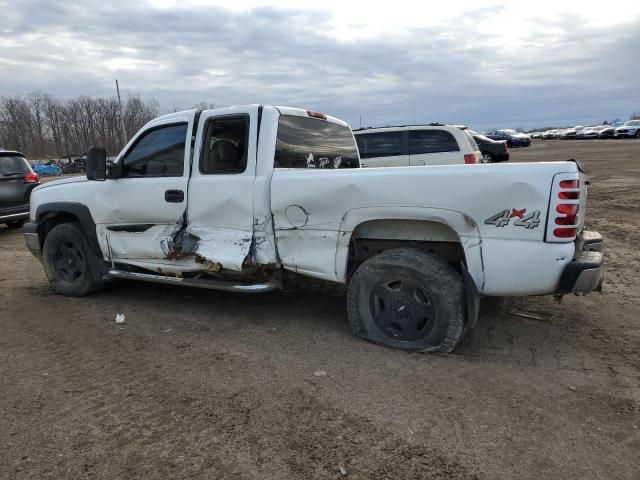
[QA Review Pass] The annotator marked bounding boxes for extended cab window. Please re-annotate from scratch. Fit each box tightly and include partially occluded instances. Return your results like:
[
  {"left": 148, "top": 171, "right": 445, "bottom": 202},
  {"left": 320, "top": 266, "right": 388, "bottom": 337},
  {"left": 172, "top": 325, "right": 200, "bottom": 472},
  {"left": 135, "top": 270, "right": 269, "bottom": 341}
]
[
  {"left": 356, "top": 131, "right": 405, "bottom": 159},
  {"left": 121, "top": 123, "right": 187, "bottom": 177},
  {"left": 201, "top": 116, "right": 249, "bottom": 174},
  {"left": 274, "top": 115, "right": 359, "bottom": 169},
  {"left": 409, "top": 130, "right": 460, "bottom": 154}
]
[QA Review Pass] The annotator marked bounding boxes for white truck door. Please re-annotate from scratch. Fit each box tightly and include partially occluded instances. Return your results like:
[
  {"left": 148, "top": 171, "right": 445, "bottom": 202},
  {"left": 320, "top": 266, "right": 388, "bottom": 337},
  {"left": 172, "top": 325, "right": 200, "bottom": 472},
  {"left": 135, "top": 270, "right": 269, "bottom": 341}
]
[
  {"left": 408, "top": 128, "right": 462, "bottom": 166},
  {"left": 184, "top": 106, "right": 261, "bottom": 271},
  {"left": 356, "top": 130, "right": 409, "bottom": 167},
  {"left": 95, "top": 111, "right": 196, "bottom": 265}
]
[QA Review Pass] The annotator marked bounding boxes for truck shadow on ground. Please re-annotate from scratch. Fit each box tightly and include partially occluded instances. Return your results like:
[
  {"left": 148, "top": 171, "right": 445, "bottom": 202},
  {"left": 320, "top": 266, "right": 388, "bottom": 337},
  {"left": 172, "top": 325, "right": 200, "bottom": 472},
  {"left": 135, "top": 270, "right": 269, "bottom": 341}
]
[{"left": 90, "top": 279, "right": 593, "bottom": 370}]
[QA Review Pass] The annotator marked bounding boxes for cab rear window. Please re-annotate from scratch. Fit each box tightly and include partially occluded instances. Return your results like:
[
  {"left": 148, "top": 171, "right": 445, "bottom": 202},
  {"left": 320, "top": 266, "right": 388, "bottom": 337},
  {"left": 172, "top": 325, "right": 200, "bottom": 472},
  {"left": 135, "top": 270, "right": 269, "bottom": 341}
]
[{"left": 274, "top": 115, "right": 359, "bottom": 169}]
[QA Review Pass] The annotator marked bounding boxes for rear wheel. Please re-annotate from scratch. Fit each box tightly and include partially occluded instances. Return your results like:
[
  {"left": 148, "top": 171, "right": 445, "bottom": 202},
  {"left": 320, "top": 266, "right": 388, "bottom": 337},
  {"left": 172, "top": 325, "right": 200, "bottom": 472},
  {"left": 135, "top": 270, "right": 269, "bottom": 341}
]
[
  {"left": 6, "top": 219, "right": 25, "bottom": 229},
  {"left": 42, "top": 222, "right": 104, "bottom": 296},
  {"left": 347, "top": 248, "right": 466, "bottom": 353},
  {"left": 481, "top": 153, "right": 493, "bottom": 163}
]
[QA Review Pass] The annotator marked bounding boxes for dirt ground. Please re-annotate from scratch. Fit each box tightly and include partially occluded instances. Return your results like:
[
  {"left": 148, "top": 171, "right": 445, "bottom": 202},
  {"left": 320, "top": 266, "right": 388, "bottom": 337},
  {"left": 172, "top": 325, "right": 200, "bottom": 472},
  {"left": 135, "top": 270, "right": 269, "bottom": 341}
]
[{"left": 1, "top": 139, "right": 639, "bottom": 479}]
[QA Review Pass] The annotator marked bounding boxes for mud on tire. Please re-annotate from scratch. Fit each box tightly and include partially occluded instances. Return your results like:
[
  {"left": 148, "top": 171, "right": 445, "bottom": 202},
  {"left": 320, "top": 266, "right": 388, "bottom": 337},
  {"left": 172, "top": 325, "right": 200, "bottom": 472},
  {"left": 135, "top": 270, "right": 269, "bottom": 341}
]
[{"left": 347, "top": 248, "right": 466, "bottom": 353}]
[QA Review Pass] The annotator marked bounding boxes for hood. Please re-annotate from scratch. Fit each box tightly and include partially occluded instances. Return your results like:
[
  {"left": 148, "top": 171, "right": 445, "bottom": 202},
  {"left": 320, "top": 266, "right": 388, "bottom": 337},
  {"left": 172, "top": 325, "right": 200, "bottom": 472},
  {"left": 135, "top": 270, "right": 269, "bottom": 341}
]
[
  {"left": 33, "top": 175, "right": 88, "bottom": 191},
  {"left": 616, "top": 124, "right": 639, "bottom": 131}
]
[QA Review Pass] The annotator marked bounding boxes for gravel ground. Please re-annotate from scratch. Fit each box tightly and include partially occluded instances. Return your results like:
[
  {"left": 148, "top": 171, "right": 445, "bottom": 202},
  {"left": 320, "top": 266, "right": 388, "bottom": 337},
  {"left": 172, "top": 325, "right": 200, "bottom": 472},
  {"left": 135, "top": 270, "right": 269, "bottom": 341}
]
[{"left": 1, "top": 139, "right": 639, "bottom": 479}]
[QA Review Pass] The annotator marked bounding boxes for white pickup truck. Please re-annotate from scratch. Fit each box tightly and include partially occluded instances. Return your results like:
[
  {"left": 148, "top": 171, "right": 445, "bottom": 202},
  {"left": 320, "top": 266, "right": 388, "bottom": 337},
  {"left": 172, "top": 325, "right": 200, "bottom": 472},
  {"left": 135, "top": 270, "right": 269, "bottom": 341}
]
[{"left": 23, "top": 105, "right": 604, "bottom": 353}]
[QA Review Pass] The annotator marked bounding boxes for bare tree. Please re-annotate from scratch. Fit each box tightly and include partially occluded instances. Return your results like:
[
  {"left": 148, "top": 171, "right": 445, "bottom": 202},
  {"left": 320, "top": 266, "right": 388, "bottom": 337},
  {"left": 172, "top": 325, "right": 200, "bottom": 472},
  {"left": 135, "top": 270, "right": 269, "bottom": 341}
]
[{"left": 0, "top": 92, "right": 161, "bottom": 157}]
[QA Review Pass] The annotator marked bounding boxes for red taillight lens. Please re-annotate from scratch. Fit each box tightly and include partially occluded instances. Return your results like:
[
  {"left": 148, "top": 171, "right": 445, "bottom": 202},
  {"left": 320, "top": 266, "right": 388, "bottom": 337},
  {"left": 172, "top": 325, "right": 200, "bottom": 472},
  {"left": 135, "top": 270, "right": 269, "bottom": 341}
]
[
  {"left": 558, "top": 191, "right": 579, "bottom": 200},
  {"left": 464, "top": 154, "right": 477, "bottom": 164},
  {"left": 306, "top": 110, "right": 327, "bottom": 120},
  {"left": 555, "top": 216, "right": 577, "bottom": 225},
  {"left": 554, "top": 227, "right": 577, "bottom": 238},
  {"left": 503, "top": 142, "right": 509, "bottom": 152},
  {"left": 556, "top": 204, "right": 578, "bottom": 215},
  {"left": 24, "top": 172, "right": 39, "bottom": 183},
  {"left": 559, "top": 179, "right": 579, "bottom": 189}
]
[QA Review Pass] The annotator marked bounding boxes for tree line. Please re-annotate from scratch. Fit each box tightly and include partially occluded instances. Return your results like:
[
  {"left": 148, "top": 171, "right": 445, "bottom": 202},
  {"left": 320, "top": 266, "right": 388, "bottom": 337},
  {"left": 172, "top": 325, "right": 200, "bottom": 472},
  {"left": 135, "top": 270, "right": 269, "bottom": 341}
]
[{"left": 0, "top": 93, "right": 160, "bottom": 158}]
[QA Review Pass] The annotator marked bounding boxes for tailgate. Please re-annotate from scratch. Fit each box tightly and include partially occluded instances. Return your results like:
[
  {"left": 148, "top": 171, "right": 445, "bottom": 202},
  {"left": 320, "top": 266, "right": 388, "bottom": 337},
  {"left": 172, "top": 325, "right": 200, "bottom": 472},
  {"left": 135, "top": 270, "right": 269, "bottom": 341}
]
[{"left": 0, "top": 176, "right": 30, "bottom": 208}]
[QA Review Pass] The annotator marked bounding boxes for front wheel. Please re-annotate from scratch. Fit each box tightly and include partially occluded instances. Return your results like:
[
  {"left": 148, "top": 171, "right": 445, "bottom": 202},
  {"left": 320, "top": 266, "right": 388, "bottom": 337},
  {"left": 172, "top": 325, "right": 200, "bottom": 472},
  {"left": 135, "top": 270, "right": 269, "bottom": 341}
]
[
  {"left": 42, "top": 222, "right": 104, "bottom": 296},
  {"left": 347, "top": 248, "right": 466, "bottom": 353}
]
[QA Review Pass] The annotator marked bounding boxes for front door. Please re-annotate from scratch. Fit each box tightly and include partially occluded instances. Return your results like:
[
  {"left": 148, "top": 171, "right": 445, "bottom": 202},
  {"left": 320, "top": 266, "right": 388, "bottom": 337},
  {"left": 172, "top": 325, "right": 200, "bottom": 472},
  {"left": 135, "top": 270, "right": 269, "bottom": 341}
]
[{"left": 92, "top": 111, "right": 196, "bottom": 267}]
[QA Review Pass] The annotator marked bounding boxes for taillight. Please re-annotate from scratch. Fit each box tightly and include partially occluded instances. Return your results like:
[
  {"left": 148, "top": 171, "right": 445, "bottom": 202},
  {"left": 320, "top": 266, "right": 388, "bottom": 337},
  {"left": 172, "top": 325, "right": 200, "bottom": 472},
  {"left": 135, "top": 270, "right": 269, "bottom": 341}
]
[
  {"left": 24, "top": 172, "right": 39, "bottom": 183},
  {"left": 307, "top": 110, "right": 327, "bottom": 120},
  {"left": 559, "top": 180, "right": 579, "bottom": 189},
  {"left": 553, "top": 227, "right": 577, "bottom": 238},
  {"left": 503, "top": 142, "right": 509, "bottom": 152},
  {"left": 464, "top": 154, "right": 477, "bottom": 164},
  {"left": 547, "top": 174, "right": 581, "bottom": 242}
]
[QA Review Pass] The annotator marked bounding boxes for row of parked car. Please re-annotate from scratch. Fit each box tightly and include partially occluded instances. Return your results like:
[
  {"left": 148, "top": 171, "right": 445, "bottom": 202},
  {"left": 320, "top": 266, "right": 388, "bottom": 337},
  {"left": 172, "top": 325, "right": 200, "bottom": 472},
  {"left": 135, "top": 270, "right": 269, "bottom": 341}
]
[{"left": 530, "top": 120, "right": 640, "bottom": 140}]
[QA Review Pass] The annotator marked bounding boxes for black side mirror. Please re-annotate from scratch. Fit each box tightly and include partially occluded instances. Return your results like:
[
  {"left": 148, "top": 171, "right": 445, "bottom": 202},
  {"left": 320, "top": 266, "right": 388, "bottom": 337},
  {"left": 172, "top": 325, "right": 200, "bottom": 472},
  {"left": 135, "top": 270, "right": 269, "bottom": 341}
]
[{"left": 86, "top": 147, "right": 107, "bottom": 181}]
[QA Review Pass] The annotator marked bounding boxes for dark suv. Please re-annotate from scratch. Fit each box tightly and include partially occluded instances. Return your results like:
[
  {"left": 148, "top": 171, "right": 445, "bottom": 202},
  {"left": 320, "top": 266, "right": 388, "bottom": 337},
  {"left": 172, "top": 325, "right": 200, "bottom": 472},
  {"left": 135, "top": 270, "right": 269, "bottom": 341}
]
[{"left": 0, "top": 150, "right": 40, "bottom": 228}]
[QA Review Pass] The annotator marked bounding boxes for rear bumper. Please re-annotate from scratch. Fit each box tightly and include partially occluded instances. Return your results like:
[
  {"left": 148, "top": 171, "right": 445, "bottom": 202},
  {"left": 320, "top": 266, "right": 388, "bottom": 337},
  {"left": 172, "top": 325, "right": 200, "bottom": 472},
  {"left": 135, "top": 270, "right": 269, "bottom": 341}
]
[
  {"left": 556, "top": 230, "right": 604, "bottom": 294},
  {"left": 23, "top": 221, "right": 42, "bottom": 259}
]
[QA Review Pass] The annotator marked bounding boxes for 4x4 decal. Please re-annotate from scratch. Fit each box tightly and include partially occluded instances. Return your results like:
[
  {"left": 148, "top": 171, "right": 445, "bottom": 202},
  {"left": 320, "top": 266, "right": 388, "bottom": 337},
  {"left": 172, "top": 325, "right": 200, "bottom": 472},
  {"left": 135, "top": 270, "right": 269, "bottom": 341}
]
[{"left": 485, "top": 208, "right": 541, "bottom": 229}]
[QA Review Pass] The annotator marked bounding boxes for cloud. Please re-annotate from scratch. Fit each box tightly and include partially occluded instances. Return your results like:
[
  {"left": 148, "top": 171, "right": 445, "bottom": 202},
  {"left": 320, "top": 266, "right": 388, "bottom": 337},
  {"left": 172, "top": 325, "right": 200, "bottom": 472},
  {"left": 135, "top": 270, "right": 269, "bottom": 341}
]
[{"left": 0, "top": 0, "right": 638, "bottom": 130}]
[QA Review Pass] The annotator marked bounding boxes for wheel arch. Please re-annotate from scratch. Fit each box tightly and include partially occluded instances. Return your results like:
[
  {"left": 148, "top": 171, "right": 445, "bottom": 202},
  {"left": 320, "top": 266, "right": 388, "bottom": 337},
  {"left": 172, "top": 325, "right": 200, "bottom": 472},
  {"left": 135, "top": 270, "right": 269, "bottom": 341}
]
[
  {"left": 35, "top": 202, "right": 101, "bottom": 256},
  {"left": 336, "top": 207, "right": 485, "bottom": 291}
]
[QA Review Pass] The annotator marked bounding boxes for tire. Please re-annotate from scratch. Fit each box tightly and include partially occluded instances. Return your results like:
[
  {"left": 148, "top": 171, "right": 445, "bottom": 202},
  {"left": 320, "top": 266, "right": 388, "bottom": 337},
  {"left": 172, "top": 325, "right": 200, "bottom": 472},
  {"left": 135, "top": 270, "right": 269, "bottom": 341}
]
[
  {"left": 42, "top": 222, "right": 104, "bottom": 296},
  {"left": 6, "top": 219, "right": 25, "bottom": 229},
  {"left": 347, "top": 248, "right": 465, "bottom": 353}
]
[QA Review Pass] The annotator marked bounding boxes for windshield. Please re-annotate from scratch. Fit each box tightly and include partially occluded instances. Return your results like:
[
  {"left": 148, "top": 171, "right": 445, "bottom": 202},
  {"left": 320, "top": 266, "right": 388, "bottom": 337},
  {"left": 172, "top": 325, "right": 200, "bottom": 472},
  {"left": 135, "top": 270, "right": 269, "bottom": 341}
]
[
  {"left": 0, "top": 155, "right": 31, "bottom": 176},
  {"left": 501, "top": 129, "right": 518, "bottom": 134},
  {"left": 274, "top": 115, "right": 359, "bottom": 169},
  {"left": 625, "top": 120, "right": 640, "bottom": 126}
]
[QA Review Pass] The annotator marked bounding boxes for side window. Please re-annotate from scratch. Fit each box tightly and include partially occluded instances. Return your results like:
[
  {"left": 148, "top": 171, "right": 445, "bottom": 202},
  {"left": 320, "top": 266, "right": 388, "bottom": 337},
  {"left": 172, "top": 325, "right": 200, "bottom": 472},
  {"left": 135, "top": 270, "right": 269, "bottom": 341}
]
[
  {"left": 121, "top": 123, "right": 187, "bottom": 177},
  {"left": 409, "top": 130, "right": 460, "bottom": 154},
  {"left": 200, "top": 115, "right": 249, "bottom": 174},
  {"left": 356, "top": 132, "right": 405, "bottom": 159}
]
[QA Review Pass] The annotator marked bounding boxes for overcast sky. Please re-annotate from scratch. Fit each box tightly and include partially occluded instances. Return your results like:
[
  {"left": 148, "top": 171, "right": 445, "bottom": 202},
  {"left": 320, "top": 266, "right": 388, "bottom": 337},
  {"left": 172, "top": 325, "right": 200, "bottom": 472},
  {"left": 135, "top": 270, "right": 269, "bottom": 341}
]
[{"left": 1, "top": 0, "right": 639, "bottom": 130}]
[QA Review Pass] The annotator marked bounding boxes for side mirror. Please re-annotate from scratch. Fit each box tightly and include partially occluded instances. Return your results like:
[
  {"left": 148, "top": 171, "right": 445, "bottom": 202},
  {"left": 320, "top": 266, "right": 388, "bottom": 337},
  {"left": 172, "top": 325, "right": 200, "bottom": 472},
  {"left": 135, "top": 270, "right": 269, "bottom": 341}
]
[{"left": 86, "top": 147, "right": 107, "bottom": 181}]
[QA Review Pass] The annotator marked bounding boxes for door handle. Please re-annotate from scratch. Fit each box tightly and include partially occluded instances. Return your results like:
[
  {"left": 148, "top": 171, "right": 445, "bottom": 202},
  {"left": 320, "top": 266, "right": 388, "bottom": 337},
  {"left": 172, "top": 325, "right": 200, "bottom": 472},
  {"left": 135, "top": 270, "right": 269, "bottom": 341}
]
[{"left": 165, "top": 189, "right": 184, "bottom": 203}]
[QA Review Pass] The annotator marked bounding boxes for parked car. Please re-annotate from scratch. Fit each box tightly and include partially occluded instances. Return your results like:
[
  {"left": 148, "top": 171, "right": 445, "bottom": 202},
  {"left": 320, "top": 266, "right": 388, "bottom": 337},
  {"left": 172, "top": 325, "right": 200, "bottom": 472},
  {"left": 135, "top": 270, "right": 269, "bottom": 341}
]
[
  {"left": 354, "top": 124, "right": 481, "bottom": 167},
  {"left": 530, "top": 132, "right": 542, "bottom": 139},
  {"left": 576, "top": 126, "right": 606, "bottom": 139},
  {"left": 598, "top": 122, "right": 623, "bottom": 139},
  {"left": 563, "top": 126, "right": 585, "bottom": 139},
  {"left": 542, "top": 130, "right": 557, "bottom": 140},
  {"left": 614, "top": 120, "right": 640, "bottom": 138},
  {"left": 484, "top": 129, "right": 531, "bottom": 147},
  {"left": 467, "top": 130, "right": 509, "bottom": 162},
  {"left": 24, "top": 105, "right": 604, "bottom": 354},
  {"left": 0, "top": 149, "right": 40, "bottom": 228}
]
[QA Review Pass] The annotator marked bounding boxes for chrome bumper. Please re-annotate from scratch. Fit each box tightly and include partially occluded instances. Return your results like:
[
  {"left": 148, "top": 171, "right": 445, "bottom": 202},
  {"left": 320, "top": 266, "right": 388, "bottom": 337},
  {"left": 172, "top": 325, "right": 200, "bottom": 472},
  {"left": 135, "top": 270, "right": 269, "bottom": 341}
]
[
  {"left": 557, "top": 231, "right": 604, "bottom": 294},
  {"left": 23, "top": 221, "right": 42, "bottom": 259}
]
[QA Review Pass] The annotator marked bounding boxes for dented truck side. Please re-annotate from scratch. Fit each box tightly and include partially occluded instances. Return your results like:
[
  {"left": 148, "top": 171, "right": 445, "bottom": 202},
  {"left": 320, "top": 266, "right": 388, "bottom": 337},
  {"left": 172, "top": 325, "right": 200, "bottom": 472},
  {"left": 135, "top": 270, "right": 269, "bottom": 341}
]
[{"left": 23, "top": 105, "right": 604, "bottom": 353}]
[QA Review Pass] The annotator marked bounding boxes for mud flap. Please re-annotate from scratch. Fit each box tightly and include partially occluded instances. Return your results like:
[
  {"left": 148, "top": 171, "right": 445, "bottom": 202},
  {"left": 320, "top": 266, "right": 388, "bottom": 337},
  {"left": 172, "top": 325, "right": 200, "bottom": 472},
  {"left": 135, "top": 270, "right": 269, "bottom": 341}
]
[{"left": 462, "top": 265, "right": 480, "bottom": 332}]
